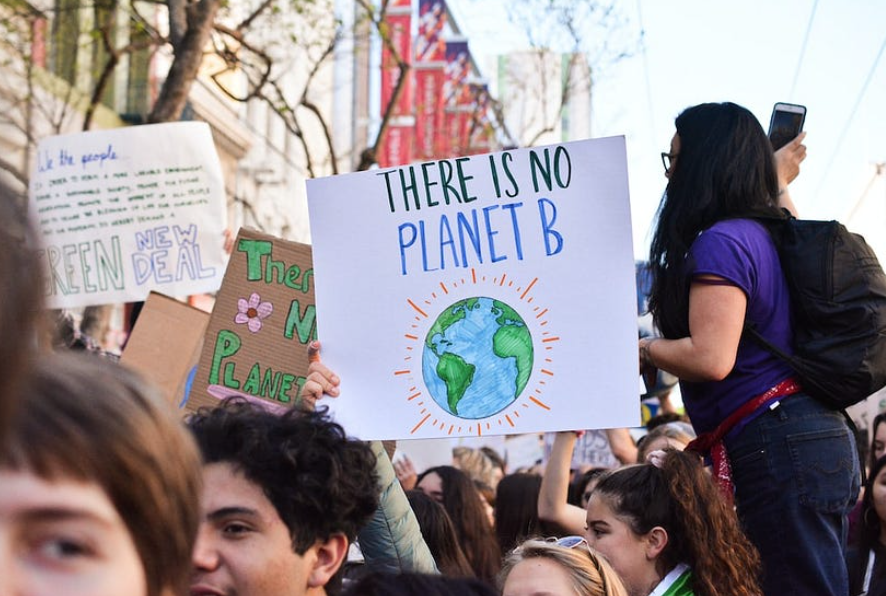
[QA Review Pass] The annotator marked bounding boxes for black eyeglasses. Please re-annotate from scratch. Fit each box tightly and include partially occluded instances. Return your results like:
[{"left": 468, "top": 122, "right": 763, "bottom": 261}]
[{"left": 661, "top": 152, "right": 678, "bottom": 175}]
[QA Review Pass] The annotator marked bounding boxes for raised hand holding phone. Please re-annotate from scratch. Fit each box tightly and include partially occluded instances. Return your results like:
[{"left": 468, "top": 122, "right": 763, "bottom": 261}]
[{"left": 768, "top": 102, "right": 806, "bottom": 151}]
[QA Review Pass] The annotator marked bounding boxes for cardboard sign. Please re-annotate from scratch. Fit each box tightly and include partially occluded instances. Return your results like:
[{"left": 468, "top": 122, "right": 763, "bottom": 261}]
[
  {"left": 29, "top": 122, "right": 228, "bottom": 308},
  {"left": 187, "top": 228, "right": 316, "bottom": 413},
  {"left": 306, "top": 137, "right": 639, "bottom": 440},
  {"left": 120, "top": 292, "right": 210, "bottom": 409}
]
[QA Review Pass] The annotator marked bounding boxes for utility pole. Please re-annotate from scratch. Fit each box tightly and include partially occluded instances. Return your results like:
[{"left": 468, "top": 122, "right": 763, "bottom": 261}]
[{"left": 845, "top": 162, "right": 886, "bottom": 223}]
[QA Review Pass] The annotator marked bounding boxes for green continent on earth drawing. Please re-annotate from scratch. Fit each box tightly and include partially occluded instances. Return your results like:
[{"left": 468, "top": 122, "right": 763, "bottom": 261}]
[{"left": 422, "top": 297, "right": 534, "bottom": 419}]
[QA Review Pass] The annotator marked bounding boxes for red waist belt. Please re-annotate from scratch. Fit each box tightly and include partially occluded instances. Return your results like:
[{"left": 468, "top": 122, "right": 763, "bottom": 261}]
[{"left": 686, "top": 378, "right": 802, "bottom": 503}]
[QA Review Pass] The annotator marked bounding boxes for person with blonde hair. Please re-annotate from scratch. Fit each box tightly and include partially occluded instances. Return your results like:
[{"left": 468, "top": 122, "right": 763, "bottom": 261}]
[
  {"left": 500, "top": 538, "right": 628, "bottom": 596},
  {"left": 453, "top": 445, "right": 505, "bottom": 491}
]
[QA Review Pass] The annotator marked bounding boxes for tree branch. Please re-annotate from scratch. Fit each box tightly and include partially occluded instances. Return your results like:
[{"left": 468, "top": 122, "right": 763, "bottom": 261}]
[
  {"left": 297, "top": 33, "right": 339, "bottom": 174},
  {"left": 148, "top": 0, "right": 221, "bottom": 123},
  {"left": 0, "top": 155, "right": 29, "bottom": 185},
  {"left": 237, "top": 0, "right": 274, "bottom": 32},
  {"left": 355, "top": 0, "right": 410, "bottom": 170}
]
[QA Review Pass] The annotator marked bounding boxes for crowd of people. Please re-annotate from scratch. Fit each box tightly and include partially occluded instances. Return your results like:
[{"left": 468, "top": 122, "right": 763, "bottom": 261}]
[{"left": 1, "top": 100, "right": 879, "bottom": 596}]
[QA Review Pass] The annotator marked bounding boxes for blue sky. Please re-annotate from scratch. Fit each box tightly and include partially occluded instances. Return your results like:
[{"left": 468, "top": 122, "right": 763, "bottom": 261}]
[{"left": 449, "top": 0, "right": 886, "bottom": 257}]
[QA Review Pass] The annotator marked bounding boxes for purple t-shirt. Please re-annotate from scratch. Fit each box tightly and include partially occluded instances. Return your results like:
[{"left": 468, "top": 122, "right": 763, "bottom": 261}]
[{"left": 680, "top": 219, "right": 796, "bottom": 434}]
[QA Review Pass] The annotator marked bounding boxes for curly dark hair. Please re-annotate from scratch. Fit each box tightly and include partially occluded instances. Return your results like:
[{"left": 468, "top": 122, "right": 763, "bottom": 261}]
[
  {"left": 594, "top": 449, "right": 762, "bottom": 596},
  {"left": 648, "top": 102, "right": 783, "bottom": 338},
  {"left": 187, "top": 399, "right": 379, "bottom": 553}
]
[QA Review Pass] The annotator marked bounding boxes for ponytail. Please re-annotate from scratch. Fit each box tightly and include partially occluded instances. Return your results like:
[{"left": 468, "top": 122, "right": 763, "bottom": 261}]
[{"left": 595, "top": 450, "right": 762, "bottom": 596}]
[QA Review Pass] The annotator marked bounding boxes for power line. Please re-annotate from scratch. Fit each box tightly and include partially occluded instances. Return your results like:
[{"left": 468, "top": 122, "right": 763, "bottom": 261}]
[
  {"left": 789, "top": 0, "right": 819, "bottom": 99},
  {"left": 636, "top": 0, "right": 657, "bottom": 145},
  {"left": 814, "top": 30, "right": 886, "bottom": 203}
]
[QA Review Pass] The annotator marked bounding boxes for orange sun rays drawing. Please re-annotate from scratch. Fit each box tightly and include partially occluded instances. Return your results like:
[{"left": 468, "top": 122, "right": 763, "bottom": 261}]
[{"left": 395, "top": 268, "right": 558, "bottom": 437}]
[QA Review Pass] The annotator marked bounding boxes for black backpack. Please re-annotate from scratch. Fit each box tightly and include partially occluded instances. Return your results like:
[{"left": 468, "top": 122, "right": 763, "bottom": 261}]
[{"left": 745, "top": 212, "right": 886, "bottom": 409}]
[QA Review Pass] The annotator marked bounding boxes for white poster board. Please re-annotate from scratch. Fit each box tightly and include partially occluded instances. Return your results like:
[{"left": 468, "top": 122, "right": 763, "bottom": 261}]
[
  {"left": 307, "top": 137, "right": 639, "bottom": 440},
  {"left": 29, "top": 122, "right": 227, "bottom": 308}
]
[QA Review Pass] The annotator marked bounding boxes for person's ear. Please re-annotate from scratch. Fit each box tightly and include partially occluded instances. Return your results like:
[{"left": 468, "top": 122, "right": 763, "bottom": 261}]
[
  {"left": 307, "top": 534, "right": 349, "bottom": 589},
  {"left": 644, "top": 526, "right": 669, "bottom": 560}
]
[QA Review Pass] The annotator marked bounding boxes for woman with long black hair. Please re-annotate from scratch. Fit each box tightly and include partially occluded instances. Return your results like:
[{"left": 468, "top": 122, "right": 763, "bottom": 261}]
[
  {"left": 639, "top": 102, "right": 859, "bottom": 595},
  {"left": 848, "top": 454, "right": 886, "bottom": 596}
]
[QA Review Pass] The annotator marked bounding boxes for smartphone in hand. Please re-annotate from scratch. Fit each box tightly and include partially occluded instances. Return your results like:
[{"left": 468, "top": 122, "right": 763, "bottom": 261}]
[{"left": 768, "top": 102, "right": 806, "bottom": 151}]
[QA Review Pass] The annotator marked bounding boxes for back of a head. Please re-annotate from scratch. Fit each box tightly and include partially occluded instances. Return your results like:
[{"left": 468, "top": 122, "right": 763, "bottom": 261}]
[
  {"left": 494, "top": 473, "right": 547, "bottom": 555},
  {"left": 344, "top": 571, "right": 497, "bottom": 596},
  {"left": 405, "top": 489, "right": 475, "bottom": 578},
  {"left": 670, "top": 102, "right": 780, "bottom": 225},
  {"left": 0, "top": 352, "right": 202, "bottom": 596},
  {"left": 593, "top": 450, "right": 761, "bottom": 596},
  {"left": 649, "top": 101, "right": 781, "bottom": 339},
  {"left": 187, "top": 399, "right": 379, "bottom": 552},
  {"left": 500, "top": 539, "right": 628, "bottom": 596},
  {"left": 636, "top": 422, "right": 696, "bottom": 463},
  {"left": 453, "top": 445, "right": 503, "bottom": 490}
]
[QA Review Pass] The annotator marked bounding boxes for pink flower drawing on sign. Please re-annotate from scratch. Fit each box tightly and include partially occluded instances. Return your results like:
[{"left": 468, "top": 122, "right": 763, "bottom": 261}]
[{"left": 235, "top": 292, "right": 273, "bottom": 333}]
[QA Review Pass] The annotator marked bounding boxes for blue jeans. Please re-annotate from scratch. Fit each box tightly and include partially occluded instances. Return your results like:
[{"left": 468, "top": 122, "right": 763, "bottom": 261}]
[{"left": 724, "top": 392, "right": 860, "bottom": 596}]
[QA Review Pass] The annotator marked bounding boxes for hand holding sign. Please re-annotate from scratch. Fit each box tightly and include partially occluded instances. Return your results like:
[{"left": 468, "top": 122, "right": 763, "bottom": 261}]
[{"left": 301, "top": 341, "right": 341, "bottom": 411}]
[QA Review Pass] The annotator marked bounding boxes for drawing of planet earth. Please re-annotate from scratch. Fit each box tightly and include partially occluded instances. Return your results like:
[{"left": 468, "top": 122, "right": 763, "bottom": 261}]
[{"left": 422, "top": 297, "right": 533, "bottom": 419}]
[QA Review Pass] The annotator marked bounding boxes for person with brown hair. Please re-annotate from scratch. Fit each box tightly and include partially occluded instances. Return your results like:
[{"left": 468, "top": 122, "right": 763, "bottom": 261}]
[
  {"left": 586, "top": 449, "right": 761, "bottom": 596},
  {"left": 406, "top": 489, "right": 475, "bottom": 578},
  {"left": 416, "top": 465, "right": 501, "bottom": 585},
  {"left": 0, "top": 178, "right": 44, "bottom": 436},
  {"left": 0, "top": 352, "right": 203, "bottom": 596},
  {"left": 500, "top": 538, "right": 628, "bottom": 596}
]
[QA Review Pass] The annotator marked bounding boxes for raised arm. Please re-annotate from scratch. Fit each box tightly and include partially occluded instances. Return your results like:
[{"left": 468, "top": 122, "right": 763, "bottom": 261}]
[
  {"left": 357, "top": 441, "right": 439, "bottom": 574},
  {"left": 774, "top": 131, "right": 807, "bottom": 217},
  {"left": 537, "top": 431, "right": 589, "bottom": 535},
  {"left": 605, "top": 427, "right": 638, "bottom": 465}
]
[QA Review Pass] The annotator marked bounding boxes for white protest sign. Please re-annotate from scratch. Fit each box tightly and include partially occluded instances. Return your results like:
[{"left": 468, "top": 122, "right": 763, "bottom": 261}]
[
  {"left": 29, "top": 122, "right": 227, "bottom": 309},
  {"left": 307, "top": 137, "right": 639, "bottom": 440}
]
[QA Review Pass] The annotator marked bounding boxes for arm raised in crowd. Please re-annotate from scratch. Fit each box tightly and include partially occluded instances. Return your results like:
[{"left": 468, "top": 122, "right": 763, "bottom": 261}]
[
  {"left": 357, "top": 441, "right": 438, "bottom": 574},
  {"left": 537, "top": 431, "right": 589, "bottom": 535},
  {"left": 605, "top": 428, "right": 638, "bottom": 465}
]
